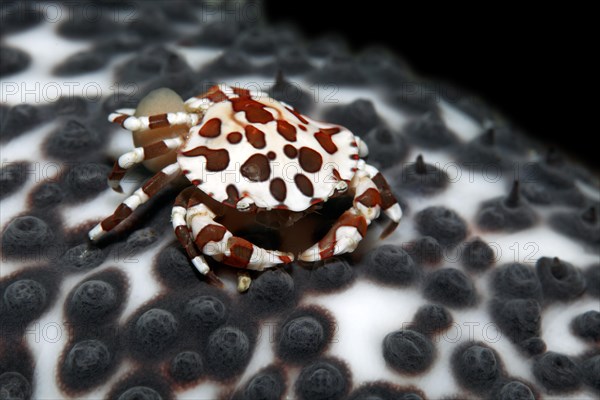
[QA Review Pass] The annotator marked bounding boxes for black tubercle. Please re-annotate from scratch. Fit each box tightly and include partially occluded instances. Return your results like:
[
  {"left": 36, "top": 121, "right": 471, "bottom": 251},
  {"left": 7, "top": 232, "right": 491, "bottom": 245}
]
[
  {"left": 450, "top": 342, "right": 504, "bottom": 394},
  {"left": 364, "top": 245, "right": 419, "bottom": 286},
  {"left": 295, "top": 357, "right": 351, "bottom": 400},
  {"left": 382, "top": 329, "right": 435, "bottom": 374},
  {"left": 231, "top": 364, "right": 287, "bottom": 400},
  {"left": 275, "top": 306, "right": 335, "bottom": 364},
  {"left": 476, "top": 181, "right": 537, "bottom": 232},
  {"left": 423, "top": 268, "right": 477, "bottom": 308},
  {"left": 415, "top": 207, "right": 467, "bottom": 248},
  {"left": 532, "top": 352, "right": 581, "bottom": 393},
  {"left": 536, "top": 257, "right": 586, "bottom": 302},
  {"left": 394, "top": 154, "right": 449, "bottom": 196}
]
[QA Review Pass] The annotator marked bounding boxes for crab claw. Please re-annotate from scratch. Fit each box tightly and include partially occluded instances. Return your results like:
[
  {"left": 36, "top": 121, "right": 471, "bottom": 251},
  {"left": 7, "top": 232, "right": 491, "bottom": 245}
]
[
  {"left": 298, "top": 211, "right": 367, "bottom": 262},
  {"left": 379, "top": 203, "right": 402, "bottom": 239}
]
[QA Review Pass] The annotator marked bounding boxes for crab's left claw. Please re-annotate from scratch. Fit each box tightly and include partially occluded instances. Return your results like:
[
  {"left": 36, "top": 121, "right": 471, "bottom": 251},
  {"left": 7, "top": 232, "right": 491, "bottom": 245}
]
[
  {"left": 380, "top": 203, "right": 402, "bottom": 239},
  {"left": 370, "top": 167, "right": 402, "bottom": 239},
  {"left": 299, "top": 163, "right": 402, "bottom": 262},
  {"left": 298, "top": 210, "right": 367, "bottom": 262}
]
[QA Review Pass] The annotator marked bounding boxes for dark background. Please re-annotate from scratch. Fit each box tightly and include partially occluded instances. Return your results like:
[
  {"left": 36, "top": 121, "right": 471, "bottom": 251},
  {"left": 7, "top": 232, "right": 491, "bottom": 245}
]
[{"left": 264, "top": 4, "right": 596, "bottom": 169}]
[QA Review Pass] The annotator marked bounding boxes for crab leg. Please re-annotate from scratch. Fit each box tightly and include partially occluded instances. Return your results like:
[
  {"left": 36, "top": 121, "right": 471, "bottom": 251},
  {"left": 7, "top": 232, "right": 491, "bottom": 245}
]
[
  {"left": 171, "top": 187, "right": 223, "bottom": 286},
  {"left": 298, "top": 161, "right": 402, "bottom": 262},
  {"left": 109, "top": 109, "right": 200, "bottom": 133},
  {"left": 88, "top": 162, "right": 181, "bottom": 241},
  {"left": 108, "top": 137, "right": 183, "bottom": 192},
  {"left": 366, "top": 164, "right": 403, "bottom": 238},
  {"left": 177, "top": 190, "right": 294, "bottom": 273}
]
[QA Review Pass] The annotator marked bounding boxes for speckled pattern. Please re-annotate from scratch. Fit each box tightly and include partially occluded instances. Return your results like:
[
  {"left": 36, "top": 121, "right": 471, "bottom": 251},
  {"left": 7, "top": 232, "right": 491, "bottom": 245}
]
[{"left": 1, "top": 2, "right": 599, "bottom": 400}]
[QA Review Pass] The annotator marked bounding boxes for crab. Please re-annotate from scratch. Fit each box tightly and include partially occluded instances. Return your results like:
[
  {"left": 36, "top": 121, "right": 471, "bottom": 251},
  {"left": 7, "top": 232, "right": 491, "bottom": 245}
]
[{"left": 89, "top": 84, "right": 402, "bottom": 286}]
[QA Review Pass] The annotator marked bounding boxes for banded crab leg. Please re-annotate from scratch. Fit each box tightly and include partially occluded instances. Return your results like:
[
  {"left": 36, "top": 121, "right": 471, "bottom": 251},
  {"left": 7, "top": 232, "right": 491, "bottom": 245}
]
[
  {"left": 108, "top": 85, "right": 269, "bottom": 135},
  {"left": 299, "top": 161, "right": 402, "bottom": 262},
  {"left": 171, "top": 187, "right": 223, "bottom": 287},
  {"left": 171, "top": 189, "right": 294, "bottom": 278},
  {"left": 108, "top": 137, "right": 183, "bottom": 192},
  {"left": 88, "top": 162, "right": 181, "bottom": 241},
  {"left": 109, "top": 109, "right": 200, "bottom": 134},
  {"left": 368, "top": 165, "right": 403, "bottom": 238}
]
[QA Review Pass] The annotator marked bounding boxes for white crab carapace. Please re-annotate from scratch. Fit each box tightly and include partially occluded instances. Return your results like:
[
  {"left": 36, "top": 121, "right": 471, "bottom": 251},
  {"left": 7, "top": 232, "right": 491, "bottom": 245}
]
[{"left": 89, "top": 85, "right": 402, "bottom": 282}]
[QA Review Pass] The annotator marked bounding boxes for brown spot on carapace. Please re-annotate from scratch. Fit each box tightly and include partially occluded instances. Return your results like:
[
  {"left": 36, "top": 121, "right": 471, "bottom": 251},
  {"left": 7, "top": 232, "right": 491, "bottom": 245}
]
[
  {"left": 222, "top": 237, "right": 253, "bottom": 268},
  {"left": 148, "top": 114, "right": 170, "bottom": 129},
  {"left": 240, "top": 153, "right": 271, "bottom": 182},
  {"left": 276, "top": 119, "right": 297, "bottom": 141},
  {"left": 198, "top": 118, "right": 222, "bottom": 137},
  {"left": 195, "top": 224, "right": 227, "bottom": 250},
  {"left": 225, "top": 184, "right": 240, "bottom": 206},
  {"left": 191, "top": 179, "right": 201, "bottom": 186},
  {"left": 314, "top": 127, "right": 341, "bottom": 154},
  {"left": 294, "top": 174, "right": 314, "bottom": 197},
  {"left": 356, "top": 188, "right": 382, "bottom": 208},
  {"left": 284, "top": 144, "right": 298, "bottom": 158},
  {"left": 331, "top": 168, "right": 342, "bottom": 181},
  {"left": 285, "top": 106, "right": 308, "bottom": 124},
  {"left": 245, "top": 125, "right": 266, "bottom": 149},
  {"left": 350, "top": 154, "right": 360, "bottom": 160},
  {"left": 270, "top": 178, "right": 287, "bottom": 202},
  {"left": 201, "top": 85, "right": 228, "bottom": 103},
  {"left": 372, "top": 172, "right": 397, "bottom": 210},
  {"left": 227, "top": 131, "right": 242, "bottom": 144},
  {"left": 232, "top": 87, "right": 251, "bottom": 97},
  {"left": 182, "top": 146, "right": 230, "bottom": 171},
  {"left": 267, "top": 151, "right": 276, "bottom": 160},
  {"left": 230, "top": 97, "right": 274, "bottom": 124},
  {"left": 299, "top": 147, "right": 323, "bottom": 172},
  {"left": 298, "top": 124, "right": 307, "bottom": 131}
]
